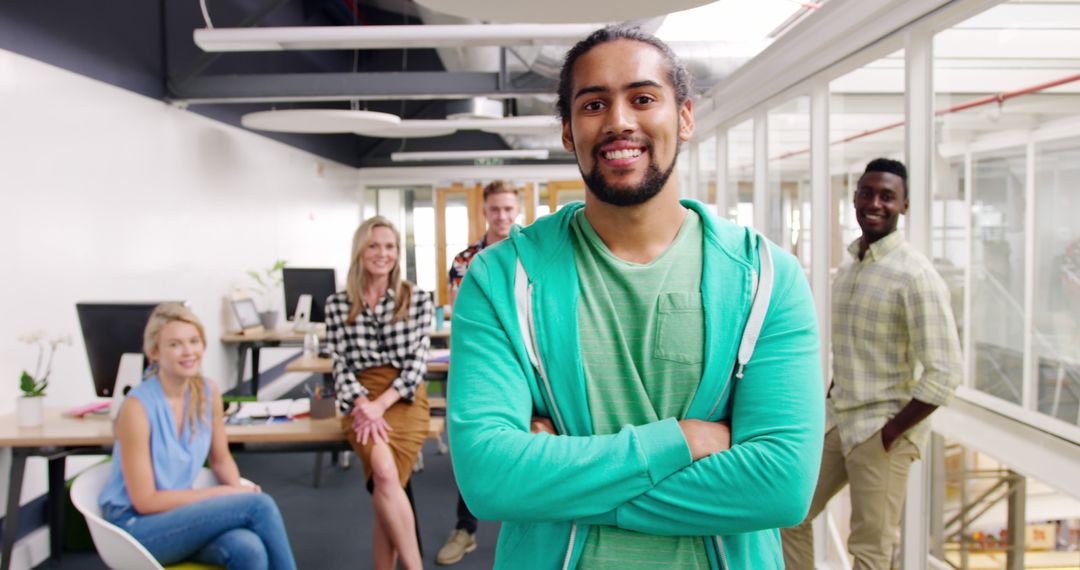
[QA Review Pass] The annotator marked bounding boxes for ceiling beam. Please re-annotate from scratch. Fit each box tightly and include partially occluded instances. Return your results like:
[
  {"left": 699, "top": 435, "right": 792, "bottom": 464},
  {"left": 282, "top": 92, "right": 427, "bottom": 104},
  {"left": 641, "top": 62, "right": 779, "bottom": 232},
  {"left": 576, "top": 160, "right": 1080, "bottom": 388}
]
[{"left": 169, "top": 71, "right": 557, "bottom": 104}]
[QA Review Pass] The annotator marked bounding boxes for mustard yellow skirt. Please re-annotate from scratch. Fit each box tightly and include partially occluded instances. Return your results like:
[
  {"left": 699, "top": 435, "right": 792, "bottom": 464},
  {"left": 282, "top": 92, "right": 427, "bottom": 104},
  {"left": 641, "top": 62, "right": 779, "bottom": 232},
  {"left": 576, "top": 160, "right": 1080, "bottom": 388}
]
[{"left": 340, "top": 365, "right": 429, "bottom": 487}]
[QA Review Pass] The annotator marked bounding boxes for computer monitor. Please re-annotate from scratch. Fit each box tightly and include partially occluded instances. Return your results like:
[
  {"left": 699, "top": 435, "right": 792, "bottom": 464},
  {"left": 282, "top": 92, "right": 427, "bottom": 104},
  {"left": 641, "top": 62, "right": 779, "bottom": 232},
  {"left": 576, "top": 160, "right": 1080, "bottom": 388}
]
[
  {"left": 76, "top": 302, "right": 164, "bottom": 397},
  {"left": 283, "top": 268, "right": 337, "bottom": 323}
]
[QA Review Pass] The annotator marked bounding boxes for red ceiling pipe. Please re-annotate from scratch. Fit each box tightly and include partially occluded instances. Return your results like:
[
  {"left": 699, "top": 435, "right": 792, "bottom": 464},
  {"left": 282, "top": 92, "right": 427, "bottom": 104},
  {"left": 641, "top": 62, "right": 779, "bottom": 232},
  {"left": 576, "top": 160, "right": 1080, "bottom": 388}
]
[{"left": 762, "top": 73, "right": 1080, "bottom": 162}]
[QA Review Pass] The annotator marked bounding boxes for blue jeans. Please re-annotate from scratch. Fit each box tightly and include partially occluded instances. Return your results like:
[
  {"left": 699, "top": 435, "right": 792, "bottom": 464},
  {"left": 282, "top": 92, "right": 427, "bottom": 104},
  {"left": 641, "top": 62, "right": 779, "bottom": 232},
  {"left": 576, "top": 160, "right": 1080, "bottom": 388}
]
[{"left": 103, "top": 493, "right": 297, "bottom": 570}]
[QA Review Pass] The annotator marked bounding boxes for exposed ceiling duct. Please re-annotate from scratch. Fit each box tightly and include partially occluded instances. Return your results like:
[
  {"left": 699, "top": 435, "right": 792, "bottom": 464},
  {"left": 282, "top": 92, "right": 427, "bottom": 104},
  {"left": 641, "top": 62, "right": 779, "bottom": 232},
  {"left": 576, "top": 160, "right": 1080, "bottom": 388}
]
[{"left": 445, "top": 97, "right": 503, "bottom": 120}]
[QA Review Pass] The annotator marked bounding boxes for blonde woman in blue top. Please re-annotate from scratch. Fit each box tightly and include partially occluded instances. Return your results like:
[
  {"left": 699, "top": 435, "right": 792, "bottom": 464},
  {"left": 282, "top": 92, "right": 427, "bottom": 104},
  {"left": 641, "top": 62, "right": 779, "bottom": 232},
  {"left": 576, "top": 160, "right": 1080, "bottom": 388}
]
[{"left": 99, "top": 303, "right": 297, "bottom": 570}]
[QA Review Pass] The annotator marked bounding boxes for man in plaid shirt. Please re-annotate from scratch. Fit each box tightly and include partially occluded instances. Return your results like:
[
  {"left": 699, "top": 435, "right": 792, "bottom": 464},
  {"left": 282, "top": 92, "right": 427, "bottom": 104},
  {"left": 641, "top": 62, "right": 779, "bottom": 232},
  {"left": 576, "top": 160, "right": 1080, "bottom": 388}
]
[
  {"left": 446, "top": 181, "right": 521, "bottom": 307},
  {"left": 438, "top": 180, "right": 521, "bottom": 565},
  {"left": 783, "top": 158, "right": 962, "bottom": 569}
]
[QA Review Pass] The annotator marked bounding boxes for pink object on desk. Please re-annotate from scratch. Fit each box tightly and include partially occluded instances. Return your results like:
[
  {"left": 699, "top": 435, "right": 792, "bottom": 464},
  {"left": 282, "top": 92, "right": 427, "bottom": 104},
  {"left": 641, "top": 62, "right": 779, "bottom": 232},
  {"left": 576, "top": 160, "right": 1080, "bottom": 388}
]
[{"left": 62, "top": 401, "right": 111, "bottom": 418}]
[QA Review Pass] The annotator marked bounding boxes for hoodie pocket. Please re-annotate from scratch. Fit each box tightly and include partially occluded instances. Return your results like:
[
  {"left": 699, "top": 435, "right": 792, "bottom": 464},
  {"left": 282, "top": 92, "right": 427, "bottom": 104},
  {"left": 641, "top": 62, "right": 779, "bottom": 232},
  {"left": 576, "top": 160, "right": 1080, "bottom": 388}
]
[{"left": 654, "top": 292, "right": 705, "bottom": 364}]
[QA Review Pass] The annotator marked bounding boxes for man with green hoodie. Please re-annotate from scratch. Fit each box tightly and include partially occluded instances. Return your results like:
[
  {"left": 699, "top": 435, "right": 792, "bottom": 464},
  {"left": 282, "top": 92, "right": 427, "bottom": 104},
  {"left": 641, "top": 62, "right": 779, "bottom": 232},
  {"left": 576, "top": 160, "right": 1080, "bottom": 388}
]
[{"left": 448, "top": 25, "right": 824, "bottom": 569}]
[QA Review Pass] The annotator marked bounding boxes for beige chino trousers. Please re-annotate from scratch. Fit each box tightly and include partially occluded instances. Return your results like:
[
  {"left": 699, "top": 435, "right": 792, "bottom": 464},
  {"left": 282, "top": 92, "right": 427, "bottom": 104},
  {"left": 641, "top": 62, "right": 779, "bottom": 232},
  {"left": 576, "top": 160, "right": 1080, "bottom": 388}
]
[{"left": 781, "top": 427, "right": 918, "bottom": 570}]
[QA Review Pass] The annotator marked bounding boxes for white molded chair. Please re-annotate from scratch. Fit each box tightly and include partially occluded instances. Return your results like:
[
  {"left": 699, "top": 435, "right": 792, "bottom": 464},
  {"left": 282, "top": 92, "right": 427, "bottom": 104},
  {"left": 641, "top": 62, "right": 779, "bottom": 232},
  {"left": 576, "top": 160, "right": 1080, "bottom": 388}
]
[{"left": 70, "top": 462, "right": 230, "bottom": 570}]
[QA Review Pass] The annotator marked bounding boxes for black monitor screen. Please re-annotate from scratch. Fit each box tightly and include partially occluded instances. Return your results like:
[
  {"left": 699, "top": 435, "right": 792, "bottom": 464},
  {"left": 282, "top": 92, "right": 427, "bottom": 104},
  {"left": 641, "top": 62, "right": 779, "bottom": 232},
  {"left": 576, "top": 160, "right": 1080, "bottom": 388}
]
[
  {"left": 283, "top": 268, "right": 337, "bottom": 323},
  {"left": 76, "top": 303, "right": 162, "bottom": 397}
]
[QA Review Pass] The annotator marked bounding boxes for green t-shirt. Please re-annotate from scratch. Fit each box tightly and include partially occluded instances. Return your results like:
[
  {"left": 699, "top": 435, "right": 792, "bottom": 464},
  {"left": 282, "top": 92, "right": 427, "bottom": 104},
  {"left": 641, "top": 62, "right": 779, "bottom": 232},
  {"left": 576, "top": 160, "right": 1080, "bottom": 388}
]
[{"left": 571, "top": 209, "right": 709, "bottom": 570}]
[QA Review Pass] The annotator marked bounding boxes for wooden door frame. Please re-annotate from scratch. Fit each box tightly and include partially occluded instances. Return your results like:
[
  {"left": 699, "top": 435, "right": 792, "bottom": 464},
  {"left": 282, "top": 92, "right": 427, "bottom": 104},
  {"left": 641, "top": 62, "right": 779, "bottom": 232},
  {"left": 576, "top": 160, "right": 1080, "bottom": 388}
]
[
  {"left": 546, "top": 180, "right": 586, "bottom": 212},
  {"left": 434, "top": 181, "right": 540, "bottom": 306},
  {"left": 435, "top": 183, "right": 481, "bottom": 306}
]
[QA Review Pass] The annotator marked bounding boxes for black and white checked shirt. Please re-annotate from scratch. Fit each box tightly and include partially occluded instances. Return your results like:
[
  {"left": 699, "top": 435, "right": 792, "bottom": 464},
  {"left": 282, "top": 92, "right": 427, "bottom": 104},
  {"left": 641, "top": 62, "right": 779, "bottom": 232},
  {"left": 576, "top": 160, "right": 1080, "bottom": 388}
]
[{"left": 324, "top": 287, "right": 433, "bottom": 413}]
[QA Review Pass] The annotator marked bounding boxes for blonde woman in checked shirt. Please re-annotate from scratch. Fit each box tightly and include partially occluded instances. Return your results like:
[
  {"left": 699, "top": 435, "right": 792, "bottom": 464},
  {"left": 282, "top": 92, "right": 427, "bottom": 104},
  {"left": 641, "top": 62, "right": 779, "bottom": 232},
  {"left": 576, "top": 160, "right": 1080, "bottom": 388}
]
[
  {"left": 782, "top": 159, "right": 962, "bottom": 570},
  {"left": 325, "top": 216, "right": 433, "bottom": 570}
]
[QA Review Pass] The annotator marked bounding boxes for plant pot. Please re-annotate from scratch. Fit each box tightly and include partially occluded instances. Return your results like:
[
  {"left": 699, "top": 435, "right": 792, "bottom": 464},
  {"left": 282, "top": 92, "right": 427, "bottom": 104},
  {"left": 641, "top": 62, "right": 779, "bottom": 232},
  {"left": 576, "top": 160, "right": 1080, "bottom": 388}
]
[
  {"left": 259, "top": 310, "right": 280, "bottom": 330},
  {"left": 17, "top": 396, "right": 44, "bottom": 428}
]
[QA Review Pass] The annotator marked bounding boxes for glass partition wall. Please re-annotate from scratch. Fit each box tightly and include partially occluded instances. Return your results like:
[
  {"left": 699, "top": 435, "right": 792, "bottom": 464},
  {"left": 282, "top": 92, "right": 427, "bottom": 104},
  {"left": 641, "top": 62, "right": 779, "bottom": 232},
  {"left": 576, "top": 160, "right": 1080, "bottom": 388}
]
[
  {"left": 933, "top": 0, "right": 1080, "bottom": 426},
  {"left": 694, "top": 1, "right": 1080, "bottom": 566},
  {"left": 726, "top": 119, "right": 754, "bottom": 226},
  {"left": 767, "top": 96, "right": 812, "bottom": 272}
]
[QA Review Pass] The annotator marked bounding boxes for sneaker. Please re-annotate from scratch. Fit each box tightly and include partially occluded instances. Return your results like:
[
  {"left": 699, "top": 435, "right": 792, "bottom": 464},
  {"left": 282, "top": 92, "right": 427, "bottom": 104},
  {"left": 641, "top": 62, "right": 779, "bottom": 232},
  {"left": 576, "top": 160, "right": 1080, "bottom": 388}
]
[{"left": 436, "top": 529, "right": 477, "bottom": 565}]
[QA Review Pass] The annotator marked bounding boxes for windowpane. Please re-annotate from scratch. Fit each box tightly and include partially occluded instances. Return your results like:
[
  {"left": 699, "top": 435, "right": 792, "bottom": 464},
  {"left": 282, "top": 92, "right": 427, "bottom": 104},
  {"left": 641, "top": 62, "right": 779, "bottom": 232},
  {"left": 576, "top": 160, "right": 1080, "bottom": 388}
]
[
  {"left": 935, "top": 0, "right": 1080, "bottom": 417},
  {"left": 727, "top": 120, "right": 754, "bottom": 226},
  {"left": 767, "top": 96, "right": 811, "bottom": 272},
  {"left": 1035, "top": 138, "right": 1080, "bottom": 425},
  {"left": 971, "top": 148, "right": 1026, "bottom": 405},
  {"left": 413, "top": 188, "right": 436, "bottom": 296},
  {"left": 931, "top": 159, "right": 966, "bottom": 343},
  {"left": 699, "top": 135, "right": 718, "bottom": 215}
]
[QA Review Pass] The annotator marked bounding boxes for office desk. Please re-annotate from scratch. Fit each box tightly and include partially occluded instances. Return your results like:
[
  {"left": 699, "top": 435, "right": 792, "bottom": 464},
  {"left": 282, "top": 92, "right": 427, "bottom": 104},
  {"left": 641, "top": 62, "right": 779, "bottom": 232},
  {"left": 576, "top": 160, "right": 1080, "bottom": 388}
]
[
  {"left": 220, "top": 329, "right": 319, "bottom": 397},
  {"left": 0, "top": 409, "right": 345, "bottom": 570},
  {"left": 222, "top": 328, "right": 451, "bottom": 397},
  {"left": 286, "top": 356, "right": 448, "bottom": 375}
]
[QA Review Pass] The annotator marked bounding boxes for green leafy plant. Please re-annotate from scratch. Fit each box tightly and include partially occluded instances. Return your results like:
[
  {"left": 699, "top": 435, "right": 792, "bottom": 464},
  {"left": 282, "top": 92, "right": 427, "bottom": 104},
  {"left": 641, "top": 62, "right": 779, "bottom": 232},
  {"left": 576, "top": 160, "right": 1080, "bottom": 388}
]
[
  {"left": 246, "top": 259, "right": 287, "bottom": 308},
  {"left": 17, "top": 331, "right": 71, "bottom": 398},
  {"left": 20, "top": 371, "right": 47, "bottom": 397}
]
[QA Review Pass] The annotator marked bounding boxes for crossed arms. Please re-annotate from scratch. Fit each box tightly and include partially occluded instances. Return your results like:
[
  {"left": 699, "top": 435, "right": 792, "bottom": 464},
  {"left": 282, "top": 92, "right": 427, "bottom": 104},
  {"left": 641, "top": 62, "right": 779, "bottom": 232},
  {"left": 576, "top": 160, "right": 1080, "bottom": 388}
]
[{"left": 448, "top": 253, "right": 825, "bottom": 536}]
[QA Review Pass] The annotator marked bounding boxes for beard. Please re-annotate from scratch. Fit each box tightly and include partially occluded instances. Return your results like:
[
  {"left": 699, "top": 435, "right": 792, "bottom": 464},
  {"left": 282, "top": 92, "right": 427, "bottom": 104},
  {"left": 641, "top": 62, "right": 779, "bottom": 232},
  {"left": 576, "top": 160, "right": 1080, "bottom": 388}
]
[{"left": 580, "top": 138, "right": 679, "bottom": 207}]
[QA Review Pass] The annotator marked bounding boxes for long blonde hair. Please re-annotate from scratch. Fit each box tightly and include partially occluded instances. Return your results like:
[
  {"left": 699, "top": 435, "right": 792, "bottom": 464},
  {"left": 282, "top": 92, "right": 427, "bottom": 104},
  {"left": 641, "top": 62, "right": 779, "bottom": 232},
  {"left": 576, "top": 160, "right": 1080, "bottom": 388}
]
[
  {"left": 346, "top": 216, "right": 413, "bottom": 324},
  {"left": 143, "top": 303, "right": 208, "bottom": 433}
]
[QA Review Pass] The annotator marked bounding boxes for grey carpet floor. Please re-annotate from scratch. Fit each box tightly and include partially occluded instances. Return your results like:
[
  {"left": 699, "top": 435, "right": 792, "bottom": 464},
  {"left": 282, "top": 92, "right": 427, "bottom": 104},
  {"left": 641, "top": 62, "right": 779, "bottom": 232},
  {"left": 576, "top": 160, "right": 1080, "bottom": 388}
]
[{"left": 42, "top": 441, "right": 500, "bottom": 569}]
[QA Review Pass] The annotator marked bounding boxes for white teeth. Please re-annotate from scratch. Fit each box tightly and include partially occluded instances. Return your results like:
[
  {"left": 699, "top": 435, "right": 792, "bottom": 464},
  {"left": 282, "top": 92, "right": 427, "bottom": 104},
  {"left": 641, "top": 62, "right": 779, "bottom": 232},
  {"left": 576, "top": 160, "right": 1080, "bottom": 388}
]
[{"left": 603, "top": 148, "right": 642, "bottom": 160}]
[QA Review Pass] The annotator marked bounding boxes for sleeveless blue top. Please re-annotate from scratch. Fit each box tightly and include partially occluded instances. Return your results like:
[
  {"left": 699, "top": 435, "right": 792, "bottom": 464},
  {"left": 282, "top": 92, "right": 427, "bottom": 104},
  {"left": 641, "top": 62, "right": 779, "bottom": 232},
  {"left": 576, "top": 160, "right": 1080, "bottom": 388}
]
[{"left": 99, "top": 375, "right": 213, "bottom": 517}]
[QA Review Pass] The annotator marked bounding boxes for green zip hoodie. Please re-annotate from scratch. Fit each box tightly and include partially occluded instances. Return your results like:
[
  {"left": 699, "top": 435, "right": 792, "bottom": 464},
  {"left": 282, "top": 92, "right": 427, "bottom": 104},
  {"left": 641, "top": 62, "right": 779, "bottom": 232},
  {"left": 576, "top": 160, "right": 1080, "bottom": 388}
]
[{"left": 448, "top": 200, "right": 824, "bottom": 569}]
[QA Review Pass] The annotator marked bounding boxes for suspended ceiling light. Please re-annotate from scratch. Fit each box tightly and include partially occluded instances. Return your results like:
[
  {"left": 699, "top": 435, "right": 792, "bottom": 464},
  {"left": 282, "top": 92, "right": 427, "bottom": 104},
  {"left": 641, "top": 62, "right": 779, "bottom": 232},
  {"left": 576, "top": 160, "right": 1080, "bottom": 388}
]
[
  {"left": 413, "top": 0, "right": 712, "bottom": 24},
  {"left": 390, "top": 149, "right": 550, "bottom": 162},
  {"left": 364, "top": 123, "right": 458, "bottom": 139},
  {"left": 352, "top": 116, "right": 560, "bottom": 138},
  {"left": 242, "top": 110, "right": 558, "bottom": 138},
  {"left": 194, "top": 24, "right": 603, "bottom": 52},
  {"left": 241, "top": 109, "right": 399, "bottom": 133}
]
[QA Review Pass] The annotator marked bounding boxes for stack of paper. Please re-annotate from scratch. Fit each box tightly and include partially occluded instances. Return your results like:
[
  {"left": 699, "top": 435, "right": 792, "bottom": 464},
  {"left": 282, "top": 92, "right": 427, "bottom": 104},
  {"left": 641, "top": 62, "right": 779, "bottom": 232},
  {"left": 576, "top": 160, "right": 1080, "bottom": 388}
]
[
  {"left": 430, "top": 348, "right": 451, "bottom": 363},
  {"left": 233, "top": 398, "right": 310, "bottom": 419}
]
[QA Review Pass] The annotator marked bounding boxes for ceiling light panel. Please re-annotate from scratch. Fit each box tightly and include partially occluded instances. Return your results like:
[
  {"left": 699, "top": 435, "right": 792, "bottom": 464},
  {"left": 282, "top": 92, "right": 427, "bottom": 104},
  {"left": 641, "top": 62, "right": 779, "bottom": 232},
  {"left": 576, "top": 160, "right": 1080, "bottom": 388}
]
[
  {"left": 414, "top": 0, "right": 714, "bottom": 24},
  {"left": 195, "top": 24, "right": 603, "bottom": 52},
  {"left": 241, "top": 109, "right": 400, "bottom": 133},
  {"left": 391, "top": 149, "right": 550, "bottom": 162}
]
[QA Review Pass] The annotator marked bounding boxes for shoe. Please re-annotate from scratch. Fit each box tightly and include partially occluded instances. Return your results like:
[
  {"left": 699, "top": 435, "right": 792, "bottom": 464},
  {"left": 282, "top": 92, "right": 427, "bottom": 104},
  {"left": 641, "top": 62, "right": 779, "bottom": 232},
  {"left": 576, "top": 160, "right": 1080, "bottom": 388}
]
[{"left": 436, "top": 529, "right": 477, "bottom": 565}]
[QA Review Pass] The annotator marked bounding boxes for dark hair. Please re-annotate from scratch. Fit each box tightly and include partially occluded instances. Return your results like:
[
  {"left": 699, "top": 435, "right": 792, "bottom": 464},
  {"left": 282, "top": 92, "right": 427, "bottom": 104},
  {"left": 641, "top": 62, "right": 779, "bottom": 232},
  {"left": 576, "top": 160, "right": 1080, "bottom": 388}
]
[
  {"left": 556, "top": 25, "right": 693, "bottom": 122},
  {"left": 482, "top": 180, "right": 519, "bottom": 201},
  {"left": 863, "top": 158, "right": 908, "bottom": 194}
]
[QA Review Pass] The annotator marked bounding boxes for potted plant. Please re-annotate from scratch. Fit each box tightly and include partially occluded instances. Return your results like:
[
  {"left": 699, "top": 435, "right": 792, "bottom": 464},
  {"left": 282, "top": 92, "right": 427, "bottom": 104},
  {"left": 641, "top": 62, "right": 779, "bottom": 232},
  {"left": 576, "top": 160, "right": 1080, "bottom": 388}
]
[
  {"left": 247, "top": 259, "right": 287, "bottom": 330},
  {"left": 17, "top": 331, "right": 71, "bottom": 427}
]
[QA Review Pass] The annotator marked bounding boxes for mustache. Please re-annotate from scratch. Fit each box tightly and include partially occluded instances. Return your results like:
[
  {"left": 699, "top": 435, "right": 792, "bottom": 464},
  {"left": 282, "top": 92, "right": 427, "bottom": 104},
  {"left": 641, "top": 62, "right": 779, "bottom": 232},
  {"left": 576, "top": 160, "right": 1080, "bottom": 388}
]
[{"left": 591, "top": 135, "right": 652, "bottom": 158}]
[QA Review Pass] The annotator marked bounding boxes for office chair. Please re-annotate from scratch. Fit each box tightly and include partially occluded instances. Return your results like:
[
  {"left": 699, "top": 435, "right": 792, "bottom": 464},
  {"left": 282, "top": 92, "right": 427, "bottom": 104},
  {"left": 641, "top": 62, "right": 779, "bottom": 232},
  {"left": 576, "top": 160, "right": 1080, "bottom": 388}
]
[{"left": 70, "top": 462, "right": 245, "bottom": 570}]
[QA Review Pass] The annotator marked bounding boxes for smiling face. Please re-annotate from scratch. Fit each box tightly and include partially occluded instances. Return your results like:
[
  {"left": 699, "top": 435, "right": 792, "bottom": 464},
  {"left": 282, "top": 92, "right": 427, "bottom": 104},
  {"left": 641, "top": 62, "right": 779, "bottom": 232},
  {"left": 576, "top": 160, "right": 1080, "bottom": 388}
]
[
  {"left": 561, "top": 39, "right": 694, "bottom": 206},
  {"left": 362, "top": 225, "right": 399, "bottom": 279},
  {"left": 854, "top": 170, "right": 908, "bottom": 244},
  {"left": 484, "top": 191, "right": 520, "bottom": 241},
  {"left": 150, "top": 320, "right": 204, "bottom": 381}
]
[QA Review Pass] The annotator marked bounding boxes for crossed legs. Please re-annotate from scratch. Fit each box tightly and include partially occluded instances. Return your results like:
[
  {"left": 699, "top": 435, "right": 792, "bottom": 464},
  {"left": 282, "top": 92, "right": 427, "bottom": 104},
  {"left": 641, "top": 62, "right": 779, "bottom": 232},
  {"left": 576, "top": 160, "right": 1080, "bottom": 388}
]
[{"left": 369, "top": 439, "right": 422, "bottom": 570}]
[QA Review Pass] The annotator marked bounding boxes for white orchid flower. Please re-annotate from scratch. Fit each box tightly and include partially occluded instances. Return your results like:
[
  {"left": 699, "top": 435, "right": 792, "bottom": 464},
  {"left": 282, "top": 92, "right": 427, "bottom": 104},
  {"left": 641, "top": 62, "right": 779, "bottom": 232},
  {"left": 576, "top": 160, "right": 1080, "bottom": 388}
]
[{"left": 17, "top": 330, "right": 46, "bottom": 344}]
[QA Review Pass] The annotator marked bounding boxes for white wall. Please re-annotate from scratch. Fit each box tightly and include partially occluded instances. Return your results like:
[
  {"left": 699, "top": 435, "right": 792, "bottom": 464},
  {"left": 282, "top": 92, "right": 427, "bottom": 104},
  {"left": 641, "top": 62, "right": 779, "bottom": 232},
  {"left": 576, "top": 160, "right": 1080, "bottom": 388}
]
[
  {"left": 0, "top": 49, "right": 364, "bottom": 563},
  {"left": 0, "top": 49, "right": 364, "bottom": 413}
]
